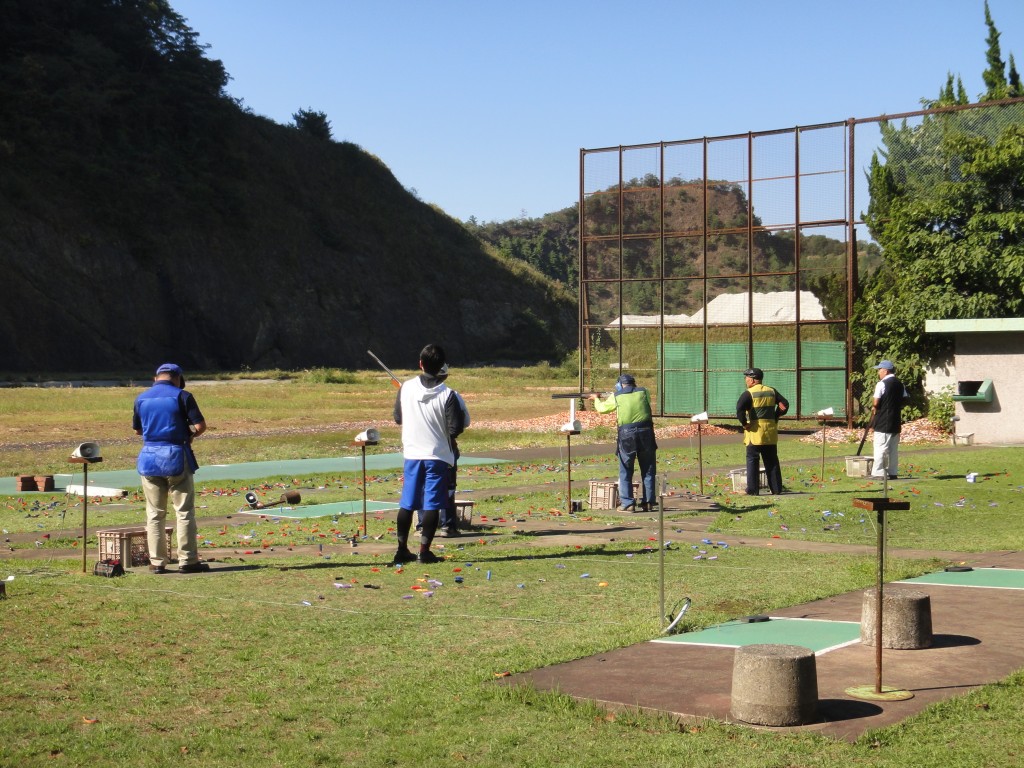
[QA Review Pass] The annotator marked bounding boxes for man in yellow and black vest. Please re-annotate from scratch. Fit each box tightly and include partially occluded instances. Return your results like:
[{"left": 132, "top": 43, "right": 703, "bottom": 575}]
[
  {"left": 735, "top": 367, "right": 789, "bottom": 495},
  {"left": 590, "top": 374, "right": 658, "bottom": 512}
]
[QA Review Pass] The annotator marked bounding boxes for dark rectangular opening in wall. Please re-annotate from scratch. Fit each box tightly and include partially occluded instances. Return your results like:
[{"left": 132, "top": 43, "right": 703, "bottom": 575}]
[{"left": 958, "top": 381, "right": 982, "bottom": 397}]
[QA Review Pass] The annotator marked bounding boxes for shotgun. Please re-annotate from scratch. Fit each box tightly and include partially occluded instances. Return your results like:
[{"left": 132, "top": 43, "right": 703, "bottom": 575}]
[
  {"left": 367, "top": 350, "right": 402, "bottom": 388},
  {"left": 856, "top": 414, "right": 875, "bottom": 456}
]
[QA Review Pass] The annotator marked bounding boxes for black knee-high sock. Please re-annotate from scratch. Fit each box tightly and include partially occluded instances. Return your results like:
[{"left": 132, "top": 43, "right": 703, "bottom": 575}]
[
  {"left": 419, "top": 509, "right": 439, "bottom": 551},
  {"left": 396, "top": 508, "right": 413, "bottom": 549}
]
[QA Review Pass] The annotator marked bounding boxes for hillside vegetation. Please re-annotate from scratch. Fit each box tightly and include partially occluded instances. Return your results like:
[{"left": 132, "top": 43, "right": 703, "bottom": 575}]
[{"left": 0, "top": 0, "right": 576, "bottom": 375}]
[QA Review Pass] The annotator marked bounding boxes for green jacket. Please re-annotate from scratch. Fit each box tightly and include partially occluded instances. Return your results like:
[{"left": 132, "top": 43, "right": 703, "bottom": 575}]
[{"left": 593, "top": 388, "right": 654, "bottom": 427}]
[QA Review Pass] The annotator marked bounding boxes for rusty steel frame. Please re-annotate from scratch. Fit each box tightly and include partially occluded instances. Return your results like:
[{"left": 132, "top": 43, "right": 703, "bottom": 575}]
[{"left": 577, "top": 97, "right": 1024, "bottom": 426}]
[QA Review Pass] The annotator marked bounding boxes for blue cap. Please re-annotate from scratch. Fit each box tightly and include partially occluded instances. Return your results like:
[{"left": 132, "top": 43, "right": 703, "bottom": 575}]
[
  {"left": 155, "top": 363, "right": 182, "bottom": 376},
  {"left": 873, "top": 360, "right": 895, "bottom": 371}
]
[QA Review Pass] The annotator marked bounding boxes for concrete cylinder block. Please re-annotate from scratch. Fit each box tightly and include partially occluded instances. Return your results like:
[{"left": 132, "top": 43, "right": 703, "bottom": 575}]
[
  {"left": 730, "top": 643, "right": 818, "bottom": 726},
  {"left": 860, "top": 587, "right": 933, "bottom": 649}
]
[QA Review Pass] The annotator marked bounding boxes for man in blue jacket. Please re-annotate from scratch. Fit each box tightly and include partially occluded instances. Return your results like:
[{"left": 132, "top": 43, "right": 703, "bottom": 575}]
[{"left": 133, "top": 363, "right": 208, "bottom": 574}]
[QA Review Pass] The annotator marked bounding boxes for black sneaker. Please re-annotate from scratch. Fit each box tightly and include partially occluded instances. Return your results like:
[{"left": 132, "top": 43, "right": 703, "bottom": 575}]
[
  {"left": 178, "top": 562, "right": 210, "bottom": 573},
  {"left": 417, "top": 550, "right": 442, "bottom": 564},
  {"left": 148, "top": 564, "right": 166, "bottom": 574},
  {"left": 392, "top": 548, "right": 417, "bottom": 566}
]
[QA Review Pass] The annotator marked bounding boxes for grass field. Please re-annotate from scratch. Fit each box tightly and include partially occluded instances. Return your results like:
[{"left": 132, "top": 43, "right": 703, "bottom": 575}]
[{"left": 3, "top": 368, "right": 1024, "bottom": 767}]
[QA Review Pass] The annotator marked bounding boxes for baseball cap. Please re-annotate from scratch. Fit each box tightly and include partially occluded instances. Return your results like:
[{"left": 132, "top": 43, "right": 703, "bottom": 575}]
[
  {"left": 873, "top": 360, "right": 895, "bottom": 371},
  {"left": 743, "top": 367, "right": 763, "bottom": 379},
  {"left": 155, "top": 363, "right": 183, "bottom": 376}
]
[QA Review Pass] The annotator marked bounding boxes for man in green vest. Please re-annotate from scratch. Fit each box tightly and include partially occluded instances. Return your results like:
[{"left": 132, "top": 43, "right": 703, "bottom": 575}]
[
  {"left": 735, "top": 367, "right": 789, "bottom": 495},
  {"left": 590, "top": 374, "right": 658, "bottom": 512}
]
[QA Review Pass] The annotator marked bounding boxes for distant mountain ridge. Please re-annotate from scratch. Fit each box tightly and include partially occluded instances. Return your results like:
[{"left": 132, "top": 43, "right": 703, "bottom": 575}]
[{"left": 0, "top": 0, "right": 575, "bottom": 374}]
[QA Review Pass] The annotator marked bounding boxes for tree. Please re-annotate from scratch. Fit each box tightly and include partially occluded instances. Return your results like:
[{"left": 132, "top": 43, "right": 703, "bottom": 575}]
[
  {"left": 293, "top": 108, "right": 333, "bottom": 140},
  {"left": 856, "top": 5, "right": 1024, "bottom": 409}
]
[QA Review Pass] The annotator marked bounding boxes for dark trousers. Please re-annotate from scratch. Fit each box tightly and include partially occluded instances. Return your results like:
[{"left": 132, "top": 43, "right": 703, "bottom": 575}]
[
  {"left": 746, "top": 443, "right": 783, "bottom": 495},
  {"left": 617, "top": 425, "right": 657, "bottom": 506},
  {"left": 438, "top": 459, "right": 458, "bottom": 531}
]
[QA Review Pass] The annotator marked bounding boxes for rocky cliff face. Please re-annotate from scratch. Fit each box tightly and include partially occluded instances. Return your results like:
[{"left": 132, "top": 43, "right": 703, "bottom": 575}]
[{"left": 0, "top": 147, "right": 577, "bottom": 372}]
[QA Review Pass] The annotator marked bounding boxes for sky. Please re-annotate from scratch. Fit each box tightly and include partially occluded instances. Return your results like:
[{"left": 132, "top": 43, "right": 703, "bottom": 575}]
[{"left": 170, "top": 0, "right": 1024, "bottom": 224}]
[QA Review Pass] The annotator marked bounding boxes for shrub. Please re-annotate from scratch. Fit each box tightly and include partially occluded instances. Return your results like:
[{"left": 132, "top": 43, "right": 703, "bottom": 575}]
[{"left": 927, "top": 385, "right": 956, "bottom": 433}]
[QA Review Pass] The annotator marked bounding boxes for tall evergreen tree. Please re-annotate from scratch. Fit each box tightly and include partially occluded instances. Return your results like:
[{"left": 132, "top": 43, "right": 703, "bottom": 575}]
[
  {"left": 981, "top": 0, "right": 1009, "bottom": 99},
  {"left": 856, "top": 4, "right": 1024, "bottom": 409}
]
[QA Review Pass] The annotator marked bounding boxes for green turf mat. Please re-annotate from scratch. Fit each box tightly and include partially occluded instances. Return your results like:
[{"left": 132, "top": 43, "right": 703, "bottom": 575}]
[
  {"left": 236, "top": 500, "right": 399, "bottom": 519},
  {"left": 0, "top": 453, "right": 508, "bottom": 495},
  {"left": 897, "top": 568, "right": 1024, "bottom": 589},
  {"left": 652, "top": 617, "right": 862, "bottom": 654}
]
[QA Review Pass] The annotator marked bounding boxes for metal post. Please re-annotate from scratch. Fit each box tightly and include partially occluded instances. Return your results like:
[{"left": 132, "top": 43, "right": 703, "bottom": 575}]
[
  {"left": 846, "top": 495, "right": 912, "bottom": 701},
  {"left": 697, "top": 422, "right": 704, "bottom": 495},
  {"left": 821, "top": 418, "right": 827, "bottom": 485},
  {"left": 875, "top": 506, "right": 885, "bottom": 693},
  {"left": 81, "top": 462, "right": 88, "bottom": 573},
  {"left": 361, "top": 444, "right": 368, "bottom": 539},
  {"left": 566, "top": 432, "right": 573, "bottom": 515},
  {"left": 658, "top": 477, "right": 665, "bottom": 627}
]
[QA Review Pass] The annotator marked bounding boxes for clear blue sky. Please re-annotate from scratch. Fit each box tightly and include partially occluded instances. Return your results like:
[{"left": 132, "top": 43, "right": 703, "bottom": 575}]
[{"left": 171, "top": 0, "right": 1023, "bottom": 224}]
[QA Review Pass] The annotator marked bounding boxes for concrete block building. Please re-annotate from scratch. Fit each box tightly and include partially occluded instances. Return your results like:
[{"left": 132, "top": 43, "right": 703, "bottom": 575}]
[{"left": 926, "top": 318, "right": 1024, "bottom": 445}]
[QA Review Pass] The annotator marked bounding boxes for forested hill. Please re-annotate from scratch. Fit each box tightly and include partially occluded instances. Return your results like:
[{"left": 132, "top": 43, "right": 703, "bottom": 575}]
[{"left": 0, "top": 0, "right": 576, "bottom": 374}]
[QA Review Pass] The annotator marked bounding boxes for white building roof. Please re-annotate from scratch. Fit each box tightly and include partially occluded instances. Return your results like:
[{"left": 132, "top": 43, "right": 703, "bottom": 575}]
[{"left": 606, "top": 291, "right": 826, "bottom": 328}]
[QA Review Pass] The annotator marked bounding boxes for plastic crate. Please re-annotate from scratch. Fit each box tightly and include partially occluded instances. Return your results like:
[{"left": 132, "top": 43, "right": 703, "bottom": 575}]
[
  {"left": 454, "top": 500, "right": 475, "bottom": 529},
  {"left": 844, "top": 456, "right": 874, "bottom": 478},
  {"left": 588, "top": 481, "right": 618, "bottom": 510},
  {"left": 728, "top": 468, "right": 768, "bottom": 492},
  {"left": 97, "top": 528, "right": 173, "bottom": 567}
]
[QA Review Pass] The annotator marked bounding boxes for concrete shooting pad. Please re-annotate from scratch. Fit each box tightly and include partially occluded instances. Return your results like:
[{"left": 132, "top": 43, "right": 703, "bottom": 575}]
[
  {"left": 0, "top": 453, "right": 508, "bottom": 495},
  {"left": 652, "top": 617, "right": 862, "bottom": 654},
  {"left": 501, "top": 554, "right": 1024, "bottom": 741},
  {"left": 897, "top": 567, "right": 1024, "bottom": 590}
]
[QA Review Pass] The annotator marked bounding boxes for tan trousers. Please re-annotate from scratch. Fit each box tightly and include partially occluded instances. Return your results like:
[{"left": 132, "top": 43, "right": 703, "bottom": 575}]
[{"left": 140, "top": 471, "right": 198, "bottom": 566}]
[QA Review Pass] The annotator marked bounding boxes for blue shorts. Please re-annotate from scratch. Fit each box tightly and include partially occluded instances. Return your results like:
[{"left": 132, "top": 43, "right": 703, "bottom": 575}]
[{"left": 400, "top": 459, "right": 450, "bottom": 511}]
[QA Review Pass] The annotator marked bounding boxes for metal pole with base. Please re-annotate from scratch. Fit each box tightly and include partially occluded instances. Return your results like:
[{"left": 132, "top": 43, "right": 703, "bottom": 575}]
[
  {"left": 69, "top": 455, "right": 103, "bottom": 573},
  {"left": 816, "top": 408, "right": 834, "bottom": 485},
  {"left": 558, "top": 398, "right": 583, "bottom": 516},
  {"left": 563, "top": 430, "right": 581, "bottom": 515},
  {"left": 697, "top": 423, "right": 705, "bottom": 495},
  {"left": 690, "top": 412, "right": 709, "bottom": 495},
  {"left": 658, "top": 475, "right": 666, "bottom": 626},
  {"left": 846, "top": 495, "right": 913, "bottom": 701},
  {"left": 360, "top": 444, "right": 368, "bottom": 537},
  {"left": 353, "top": 429, "right": 379, "bottom": 540}
]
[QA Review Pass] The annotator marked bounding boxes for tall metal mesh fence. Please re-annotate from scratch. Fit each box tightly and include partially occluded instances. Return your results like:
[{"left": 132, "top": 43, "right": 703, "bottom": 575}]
[{"left": 579, "top": 98, "right": 1024, "bottom": 421}]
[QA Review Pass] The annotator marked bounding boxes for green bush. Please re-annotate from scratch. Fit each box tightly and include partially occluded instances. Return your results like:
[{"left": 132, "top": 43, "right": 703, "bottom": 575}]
[{"left": 927, "top": 385, "right": 956, "bottom": 433}]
